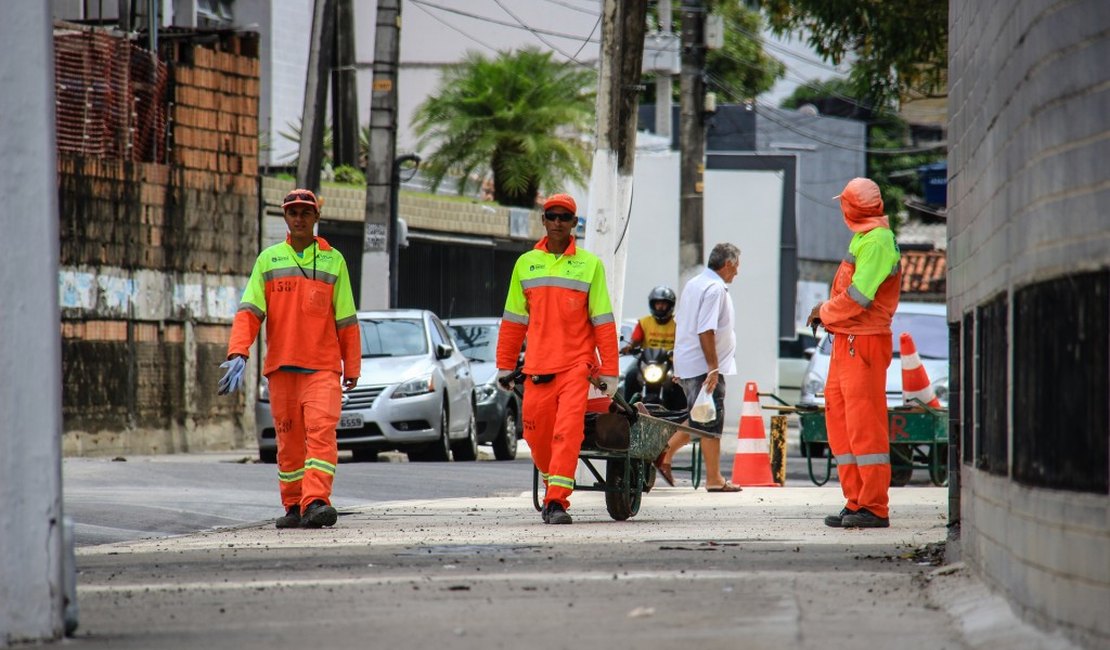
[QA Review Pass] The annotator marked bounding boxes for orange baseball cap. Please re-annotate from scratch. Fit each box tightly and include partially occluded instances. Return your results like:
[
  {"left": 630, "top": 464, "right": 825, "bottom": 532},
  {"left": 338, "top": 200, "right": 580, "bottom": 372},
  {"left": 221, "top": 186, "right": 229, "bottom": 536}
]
[
  {"left": 282, "top": 188, "right": 322, "bottom": 211},
  {"left": 543, "top": 193, "right": 577, "bottom": 214}
]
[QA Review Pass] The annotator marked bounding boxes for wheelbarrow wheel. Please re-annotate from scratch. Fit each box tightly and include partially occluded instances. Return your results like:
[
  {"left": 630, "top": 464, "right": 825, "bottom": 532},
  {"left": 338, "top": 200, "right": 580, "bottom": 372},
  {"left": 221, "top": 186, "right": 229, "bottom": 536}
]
[
  {"left": 605, "top": 458, "right": 642, "bottom": 521},
  {"left": 890, "top": 444, "right": 914, "bottom": 487},
  {"left": 929, "top": 444, "right": 949, "bottom": 486}
]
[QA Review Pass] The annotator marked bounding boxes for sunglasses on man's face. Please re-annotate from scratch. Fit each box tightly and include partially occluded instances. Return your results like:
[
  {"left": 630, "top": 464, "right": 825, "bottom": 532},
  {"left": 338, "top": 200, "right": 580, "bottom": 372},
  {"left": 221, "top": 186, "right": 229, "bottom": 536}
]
[
  {"left": 284, "top": 191, "right": 316, "bottom": 204},
  {"left": 543, "top": 212, "right": 577, "bottom": 223}
]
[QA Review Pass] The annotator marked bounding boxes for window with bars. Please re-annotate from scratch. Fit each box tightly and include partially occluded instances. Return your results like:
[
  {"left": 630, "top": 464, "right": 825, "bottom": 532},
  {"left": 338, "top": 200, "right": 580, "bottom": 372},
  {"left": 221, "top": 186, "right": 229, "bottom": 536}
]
[
  {"left": 962, "top": 311, "right": 975, "bottom": 465},
  {"left": 1013, "top": 271, "right": 1109, "bottom": 493},
  {"left": 976, "top": 295, "right": 1008, "bottom": 475}
]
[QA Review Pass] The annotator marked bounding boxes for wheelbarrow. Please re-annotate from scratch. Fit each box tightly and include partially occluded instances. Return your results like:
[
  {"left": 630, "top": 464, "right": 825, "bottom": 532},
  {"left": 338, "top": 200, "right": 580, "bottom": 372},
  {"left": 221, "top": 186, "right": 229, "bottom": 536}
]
[
  {"left": 795, "top": 399, "right": 949, "bottom": 487},
  {"left": 504, "top": 372, "right": 706, "bottom": 520}
]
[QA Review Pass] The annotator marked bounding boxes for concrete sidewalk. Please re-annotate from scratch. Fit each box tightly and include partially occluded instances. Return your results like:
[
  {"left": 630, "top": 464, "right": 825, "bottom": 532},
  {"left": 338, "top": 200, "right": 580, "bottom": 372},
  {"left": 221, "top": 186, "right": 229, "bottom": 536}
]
[{"left": 72, "top": 486, "right": 1077, "bottom": 650}]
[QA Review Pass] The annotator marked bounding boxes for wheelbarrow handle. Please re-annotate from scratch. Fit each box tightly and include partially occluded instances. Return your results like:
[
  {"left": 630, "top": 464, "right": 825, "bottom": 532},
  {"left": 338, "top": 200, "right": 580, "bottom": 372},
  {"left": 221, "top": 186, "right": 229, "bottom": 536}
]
[{"left": 590, "top": 376, "right": 637, "bottom": 417}]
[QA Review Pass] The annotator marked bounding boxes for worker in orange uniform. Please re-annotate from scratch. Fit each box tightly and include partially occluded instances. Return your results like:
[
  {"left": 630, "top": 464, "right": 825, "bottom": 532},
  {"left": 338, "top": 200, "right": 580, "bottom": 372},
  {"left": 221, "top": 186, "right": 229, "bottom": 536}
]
[
  {"left": 808, "top": 177, "right": 901, "bottom": 529},
  {"left": 219, "top": 189, "right": 361, "bottom": 529},
  {"left": 495, "top": 193, "right": 620, "bottom": 525}
]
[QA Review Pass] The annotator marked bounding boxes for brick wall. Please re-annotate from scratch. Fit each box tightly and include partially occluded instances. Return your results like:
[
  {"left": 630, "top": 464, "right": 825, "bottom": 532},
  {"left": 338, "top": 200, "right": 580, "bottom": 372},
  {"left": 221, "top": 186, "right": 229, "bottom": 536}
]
[
  {"left": 59, "top": 33, "right": 260, "bottom": 456},
  {"left": 947, "top": 1, "right": 1110, "bottom": 646}
]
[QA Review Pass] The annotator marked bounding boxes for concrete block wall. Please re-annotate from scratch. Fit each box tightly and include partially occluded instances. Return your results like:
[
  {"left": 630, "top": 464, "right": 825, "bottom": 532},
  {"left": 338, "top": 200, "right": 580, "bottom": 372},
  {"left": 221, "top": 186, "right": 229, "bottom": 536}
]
[
  {"left": 947, "top": 1, "right": 1110, "bottom": 647},
  {"left": 59, "top": 37, "right": 260, "bottom": 457}
]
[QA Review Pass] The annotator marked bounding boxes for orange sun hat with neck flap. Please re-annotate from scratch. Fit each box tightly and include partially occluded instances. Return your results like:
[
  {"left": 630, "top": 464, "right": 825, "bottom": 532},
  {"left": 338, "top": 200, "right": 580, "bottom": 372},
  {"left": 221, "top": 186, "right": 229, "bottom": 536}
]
[{"left": 834, "top": 177, "right": 889, "bottom": 233}]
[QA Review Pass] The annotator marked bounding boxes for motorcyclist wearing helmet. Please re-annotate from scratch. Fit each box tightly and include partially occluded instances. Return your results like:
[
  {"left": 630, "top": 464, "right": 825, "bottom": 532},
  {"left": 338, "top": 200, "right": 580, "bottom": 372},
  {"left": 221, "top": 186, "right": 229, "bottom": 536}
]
[{"left": 619, "top": 286, "right": 678, "bottom": 401}]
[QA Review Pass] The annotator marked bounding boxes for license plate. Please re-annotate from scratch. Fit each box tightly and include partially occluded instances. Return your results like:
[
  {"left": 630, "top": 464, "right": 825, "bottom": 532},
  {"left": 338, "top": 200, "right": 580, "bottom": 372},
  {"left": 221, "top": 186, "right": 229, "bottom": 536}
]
[{"left": 337, "top": 413, "right": 363, "bottom": 430}]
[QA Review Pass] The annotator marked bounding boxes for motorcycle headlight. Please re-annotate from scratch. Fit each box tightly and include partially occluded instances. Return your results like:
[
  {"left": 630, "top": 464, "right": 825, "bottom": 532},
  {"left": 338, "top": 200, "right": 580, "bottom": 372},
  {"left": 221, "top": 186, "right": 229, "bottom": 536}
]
[
  {"left": 474, "top": 383, "right": 497, "bottom": 404},
  {"left": 392, "top": 374, "right": 435, "bottom": 399},
  {"left": 258, "top": 376, "right": 270, "bottom": 402},
  {"left": 643, "top": 363, "right": 665, "bottom": 384}
]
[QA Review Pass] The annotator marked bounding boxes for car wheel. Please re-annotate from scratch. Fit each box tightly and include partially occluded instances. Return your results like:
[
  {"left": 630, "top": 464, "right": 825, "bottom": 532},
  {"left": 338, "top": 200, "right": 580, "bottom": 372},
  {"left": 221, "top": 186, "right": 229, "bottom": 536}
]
[
  {"left": 422, "top": 404, "right": 452, "bottom": 462},
  {"left": 451, "top": 409, "right": 479, "bottom": 461},
  {"left": 259, "top": 448, "right": 277, "bottom": 464},
  {"left": 492, "top": 405, "right": 518, "bottom": 461}
]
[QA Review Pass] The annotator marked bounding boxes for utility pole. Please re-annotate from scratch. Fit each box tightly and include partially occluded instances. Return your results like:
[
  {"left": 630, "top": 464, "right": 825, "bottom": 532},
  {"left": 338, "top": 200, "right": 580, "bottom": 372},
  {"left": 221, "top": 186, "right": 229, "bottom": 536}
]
[
  {"left": 1, "top": 3, "right": 66, "bottom": 644},
  {"left": 331, "top": 0, "right": 359, "bottom": 168},
  {"left": 655, "top": 0, "right": 673, "bottom": 141},
  {"left": 296, "top": 0, "right": 335, "bottom": 192},
  {"left": 584, "top": 0, "right": 648, "bottom": 324},
  {"left": 678, "top": 0, "right": 706, "bottom": 281},
  {"left": 360, "top": 0, "right": 401, "bottom": 309}
]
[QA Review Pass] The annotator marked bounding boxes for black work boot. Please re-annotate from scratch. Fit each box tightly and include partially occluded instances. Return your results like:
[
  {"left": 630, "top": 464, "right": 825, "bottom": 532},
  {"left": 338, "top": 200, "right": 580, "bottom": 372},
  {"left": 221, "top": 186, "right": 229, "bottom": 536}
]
[
  {"left": 544, "top": 502, "right": 572, "bottom": 525},
  {"left": 275, "top": 505, "right": 301, "bottom": 529},
  {"left": 824, "top": 507, "right": 854, "bottom": 528},
  {"left": 841, "top": 508, "right": 890, "bottom": 528},
  {"left": 300, "top": 500, "right": 338, "bottom": 528},
  {"left": 540, "top": 503, "right": 550, "bottom": 523}
]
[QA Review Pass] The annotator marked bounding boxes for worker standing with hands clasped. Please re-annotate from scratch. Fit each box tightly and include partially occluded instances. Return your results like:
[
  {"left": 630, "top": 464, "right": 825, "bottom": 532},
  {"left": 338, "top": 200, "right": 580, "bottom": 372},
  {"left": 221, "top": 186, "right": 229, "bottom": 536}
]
[
  {"left": 495, "top": 193, "right": 620, "bottom": 525},
  {"left": 808, "top": 177, "right": 901, "bottom": 529},
  {"left": 219, "top": 189, "right": 361, "bottom": 529}
]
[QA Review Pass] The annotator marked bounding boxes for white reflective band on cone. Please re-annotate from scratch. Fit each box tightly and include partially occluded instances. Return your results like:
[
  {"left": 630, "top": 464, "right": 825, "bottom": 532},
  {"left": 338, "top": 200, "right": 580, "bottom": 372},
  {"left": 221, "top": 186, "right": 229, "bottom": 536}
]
[
  {"left": 901, "top": 351, "right": 922, "bottom": 369},
  {"left": 740, "top": 401, "right": 762, "bottom": 418},
  {"left": 737, "top": 438, "right": 769, "bottom": 454}
]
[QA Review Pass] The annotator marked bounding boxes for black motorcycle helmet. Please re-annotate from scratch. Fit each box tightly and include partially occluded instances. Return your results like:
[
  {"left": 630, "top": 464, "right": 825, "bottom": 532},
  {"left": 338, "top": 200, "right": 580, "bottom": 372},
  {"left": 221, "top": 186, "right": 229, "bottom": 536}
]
[{"left": 648, "top": 286, "right": 676, "bottom": 323}]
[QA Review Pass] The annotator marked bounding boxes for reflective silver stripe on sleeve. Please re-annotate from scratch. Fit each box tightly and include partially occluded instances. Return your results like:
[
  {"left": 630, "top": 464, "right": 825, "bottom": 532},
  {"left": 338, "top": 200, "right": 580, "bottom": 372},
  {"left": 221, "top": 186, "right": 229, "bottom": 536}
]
[
  {"left": 591, "top": 312, "right": 615, "bottom": 326},
  {"left": 238, "top": 303, "right": 265, "bottom": 319},
  {"left": 856, "top": 453, "right": 890, "bottom": 466},
  {"left": 889, "top": 261, "right": 901, "bottom": 277},
  {"left": 844, "top": 253, "right": 856, "bottom": 264},
  {"left": 848, "top": 284, "right": 872, "bottom": 308},
  {"left": 835, "top": 453, "right": 856, "bottom": 466},
  {"left": 336, "top": 315, "right": 358, "bottom": 329},
  {"left": 502, "top": 311, "right": 529, "bottom": 325},
  {"left": 520, "top": 277, "right": 590, "bottom": 292}
]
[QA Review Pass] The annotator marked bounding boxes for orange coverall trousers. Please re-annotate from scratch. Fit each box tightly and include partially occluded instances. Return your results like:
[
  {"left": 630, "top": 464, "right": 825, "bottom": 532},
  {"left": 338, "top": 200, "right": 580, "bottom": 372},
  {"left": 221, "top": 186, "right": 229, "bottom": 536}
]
[
  {"left": 522, "top": 364, "right": 590, "bottom": 510},
  {"left": 268, "top": 370, "right": 342, "bottom": 511},
  {"left": 824, "top": 333, "right": 893, "bottom": 518}
]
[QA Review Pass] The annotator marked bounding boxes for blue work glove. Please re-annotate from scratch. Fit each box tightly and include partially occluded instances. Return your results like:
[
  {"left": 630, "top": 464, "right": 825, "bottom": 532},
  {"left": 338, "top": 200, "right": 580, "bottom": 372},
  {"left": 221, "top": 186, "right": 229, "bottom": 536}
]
[{"left": 217, "top": 356, "right": 247, "bottom": 395}]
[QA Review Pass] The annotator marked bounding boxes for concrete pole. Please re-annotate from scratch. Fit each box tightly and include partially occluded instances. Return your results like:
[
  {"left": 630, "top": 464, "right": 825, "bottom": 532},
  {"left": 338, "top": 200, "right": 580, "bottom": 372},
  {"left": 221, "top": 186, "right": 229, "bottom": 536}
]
[
  {"left": 584, "top": 0, "right": 648, "bottom": 325},
  {"left": 296, "top": 0, "right": 335, "bottom": 193},
  {"left": 0, "top": 3, "right": 65, "bottom": 646},
  {"left": 331, "top": 0, "right": 360, "bottom": 168},
  {"left": 678, "top": 0, "right": 706, "bottom": 283},
  {"left": 655, "top": 0, "right": 673, "bottom": 141},
  {"left": 360, "top": 0, "right": 401, "bottom": 310}
]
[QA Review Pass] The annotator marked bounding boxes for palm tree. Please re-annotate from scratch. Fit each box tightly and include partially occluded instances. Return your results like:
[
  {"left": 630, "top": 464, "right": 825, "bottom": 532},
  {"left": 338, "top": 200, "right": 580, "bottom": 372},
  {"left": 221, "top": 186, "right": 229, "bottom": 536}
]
[{"left": 412, "top": 48, "right": 596, "bottom": 208}]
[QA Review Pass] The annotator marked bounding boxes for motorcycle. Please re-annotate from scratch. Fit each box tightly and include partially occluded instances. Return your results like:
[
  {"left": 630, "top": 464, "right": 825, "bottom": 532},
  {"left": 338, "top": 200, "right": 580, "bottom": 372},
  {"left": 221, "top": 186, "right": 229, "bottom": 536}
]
[{"left": 627, "top": 347, "right": 687, "bottom": 412}]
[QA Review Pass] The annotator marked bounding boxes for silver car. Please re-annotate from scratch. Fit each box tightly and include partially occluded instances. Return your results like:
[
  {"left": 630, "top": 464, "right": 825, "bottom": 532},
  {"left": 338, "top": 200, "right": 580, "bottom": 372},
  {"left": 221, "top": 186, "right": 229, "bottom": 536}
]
[
  {"left": 446, "top": 317, "right": 522, "bottom": 461},
  {"left": 256, "top": 309, "right": 477, "bottom": 462}
]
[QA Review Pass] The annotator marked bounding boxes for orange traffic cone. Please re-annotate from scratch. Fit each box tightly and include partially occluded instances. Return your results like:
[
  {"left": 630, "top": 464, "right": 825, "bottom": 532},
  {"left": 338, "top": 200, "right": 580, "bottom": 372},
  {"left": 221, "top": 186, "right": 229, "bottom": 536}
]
[
  {"left": 900, "top": 332, "right": 941, "bottom": 407},
  {"left": 730, "top": 382, "right": 778, "bottom": 487}
]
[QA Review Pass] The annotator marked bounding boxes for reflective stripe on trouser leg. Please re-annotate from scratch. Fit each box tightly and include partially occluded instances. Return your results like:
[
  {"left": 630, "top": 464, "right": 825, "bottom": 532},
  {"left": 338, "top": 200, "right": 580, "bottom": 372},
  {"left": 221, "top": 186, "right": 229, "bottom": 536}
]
[
  {"left": 270, "top": 371, "right": 306, "bottom": 509},
  {"left": 544, "top": 365, "right": 589, "bottom": 509},
  {"left": 300, "top": 370, "right": 342, "bottom": 510},
  {"left": 839, "top": 333, "right": 892, "bottom": 518}
]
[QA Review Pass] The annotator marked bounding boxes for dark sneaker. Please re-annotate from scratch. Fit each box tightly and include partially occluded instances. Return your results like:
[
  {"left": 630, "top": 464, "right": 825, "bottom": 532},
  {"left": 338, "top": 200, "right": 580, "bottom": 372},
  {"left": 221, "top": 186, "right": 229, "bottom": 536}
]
[
  {"left": 275, "top": 505, "right": 301, "bottom": 529},
  {"left": 842, "top": 508, "right": 890, "bottom": 528},
  {"left": 544, "top": 502, "right": 572, "bottom": 525},
  {"left": 300, "top": 500, "right": 338, "bottom": 528},
  {"left": 540, "top": 503, "right": 550, "bottom": 523},
  {"left": 824, "top": 507, "right": 854, "bottom": 528}
]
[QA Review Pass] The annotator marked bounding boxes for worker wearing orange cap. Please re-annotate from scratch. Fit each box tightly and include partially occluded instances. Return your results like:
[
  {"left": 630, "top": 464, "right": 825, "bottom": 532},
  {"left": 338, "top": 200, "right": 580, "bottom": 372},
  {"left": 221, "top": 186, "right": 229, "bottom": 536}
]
[
  {"left": 220, "top": 189, "right": 361, "bottom": 530},
  {"left": 495, "top": 193, "right": 620, "bottom": 525},
  {"left": 807, "top": 177, "right": 901, "bottom": 528}
]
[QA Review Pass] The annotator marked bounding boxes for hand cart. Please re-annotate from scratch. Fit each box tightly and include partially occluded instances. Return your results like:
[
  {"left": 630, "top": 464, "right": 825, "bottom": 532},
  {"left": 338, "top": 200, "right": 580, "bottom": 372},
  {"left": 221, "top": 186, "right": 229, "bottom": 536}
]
[{"left": 795, "top": 399, "right": 949, "bottom": 487}]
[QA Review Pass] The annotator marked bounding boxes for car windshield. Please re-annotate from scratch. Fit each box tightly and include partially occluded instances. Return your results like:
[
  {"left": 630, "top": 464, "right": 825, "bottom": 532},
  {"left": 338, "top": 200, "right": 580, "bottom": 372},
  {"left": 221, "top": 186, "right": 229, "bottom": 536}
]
[
  {"left": 359, "top": 318, "right": 427, "bottom": 357},
  {"left": 448, "top": 323, "right": 498, "bottom": 363},
  {"left": 817, "top": 313, "right": 947, "bottom": 359}
]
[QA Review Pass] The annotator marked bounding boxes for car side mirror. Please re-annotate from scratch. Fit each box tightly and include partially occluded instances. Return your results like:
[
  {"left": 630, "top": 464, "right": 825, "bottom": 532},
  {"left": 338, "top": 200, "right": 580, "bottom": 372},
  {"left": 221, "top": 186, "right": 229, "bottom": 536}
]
[
  {"left": 804, "top": 347, "right": 816, "bottom": 360},
  {"left": 435, "top": 343, "right": 452, "bottom": 360}
]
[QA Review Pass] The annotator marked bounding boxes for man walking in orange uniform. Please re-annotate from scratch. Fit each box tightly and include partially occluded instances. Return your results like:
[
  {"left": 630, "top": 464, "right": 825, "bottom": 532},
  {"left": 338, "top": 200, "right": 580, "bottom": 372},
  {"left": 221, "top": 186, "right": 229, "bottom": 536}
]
[
  {"left": 495, "top": 193, "right": 620, "bottom": 525},
  {"left": 808, "top": 178, "right": 901, "bottom": 528},
  {"left": 219, "top": 189, "right": 361, "bottom": 529}
]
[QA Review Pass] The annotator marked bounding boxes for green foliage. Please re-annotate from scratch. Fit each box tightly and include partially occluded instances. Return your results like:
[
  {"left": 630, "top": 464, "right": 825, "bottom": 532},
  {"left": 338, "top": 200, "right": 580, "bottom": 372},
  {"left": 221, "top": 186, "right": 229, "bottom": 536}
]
[
  {"left": 760, "top": 0, "right": 947, "bottom": 109},
  {"left": 412, "top": 47, "right": 596, "bottom": 208},
  {"left": 278, "top": 119, "right": 334, "bottom": 167},
  {"left": 780, "top": 77, "right": 857, "bottom": 110},
  {"left": 333, "top": 164, "right": 365, "bottom": 186}
]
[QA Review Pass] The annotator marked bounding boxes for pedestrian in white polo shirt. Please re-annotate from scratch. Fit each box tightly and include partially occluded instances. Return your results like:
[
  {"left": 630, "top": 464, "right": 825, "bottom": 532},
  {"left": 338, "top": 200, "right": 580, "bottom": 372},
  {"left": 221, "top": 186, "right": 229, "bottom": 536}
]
[{"left": 653, "top": 242, "right": 742, "bottom": 492}]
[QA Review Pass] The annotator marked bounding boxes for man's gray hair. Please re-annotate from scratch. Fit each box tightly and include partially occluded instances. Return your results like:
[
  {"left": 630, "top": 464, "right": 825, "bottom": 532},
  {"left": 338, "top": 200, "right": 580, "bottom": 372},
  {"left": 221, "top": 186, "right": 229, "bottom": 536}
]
[{"left": 707, "top": 243, "right": 740, "bottom": 270}]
